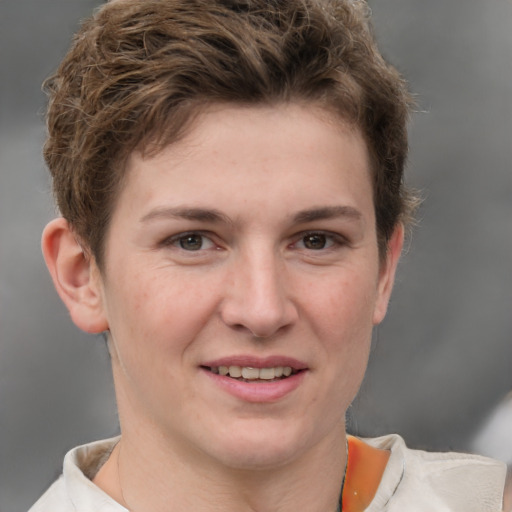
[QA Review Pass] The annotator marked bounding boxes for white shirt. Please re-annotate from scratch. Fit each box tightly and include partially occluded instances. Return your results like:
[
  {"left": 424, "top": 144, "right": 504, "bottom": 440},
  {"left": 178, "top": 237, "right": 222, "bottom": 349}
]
[{"left": 29, "top": 434, "right": 506, "bottom": 511}]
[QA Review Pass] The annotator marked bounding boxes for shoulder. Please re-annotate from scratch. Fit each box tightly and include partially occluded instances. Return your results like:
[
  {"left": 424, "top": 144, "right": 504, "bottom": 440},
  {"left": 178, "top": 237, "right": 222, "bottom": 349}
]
[
  {"left": 27, "top": 437, "right": 124, "bottom": 512},
  {"left": 365, "top": 434, "right": 506, "bottom": 512},
  {"left": 28, "top": 477, "right": 71, "bottom": 512}
]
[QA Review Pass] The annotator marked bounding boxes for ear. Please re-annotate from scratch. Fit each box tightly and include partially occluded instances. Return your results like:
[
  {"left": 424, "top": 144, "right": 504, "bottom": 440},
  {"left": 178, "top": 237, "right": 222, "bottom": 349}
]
[
  {"left": 373, "top": 224, "right": 404, "bottom": 325},
  {"left": 42, "top": 217, "right": 109, "bottom": 333}
]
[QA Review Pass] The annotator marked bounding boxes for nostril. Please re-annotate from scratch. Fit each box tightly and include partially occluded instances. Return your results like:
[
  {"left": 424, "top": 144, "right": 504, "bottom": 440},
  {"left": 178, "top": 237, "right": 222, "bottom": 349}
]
[{"left": 228, "top": 323, "right": 272, "bottom": 339}]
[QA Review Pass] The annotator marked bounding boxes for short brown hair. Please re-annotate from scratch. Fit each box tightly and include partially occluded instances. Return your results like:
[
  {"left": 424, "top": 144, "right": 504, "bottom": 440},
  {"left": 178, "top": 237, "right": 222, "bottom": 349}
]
[{"left": 44, "top": 0, "right": 416, "bottom": 266}]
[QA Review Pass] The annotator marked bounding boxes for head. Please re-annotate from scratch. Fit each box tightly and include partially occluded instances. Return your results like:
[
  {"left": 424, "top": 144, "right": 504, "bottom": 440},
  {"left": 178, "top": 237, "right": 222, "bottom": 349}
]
[
  {"left": 44, "top": 0, "right": 415, "bottom": 268},
  {"left": 41, "top": 0, "right": 413, "bottom": 473}
]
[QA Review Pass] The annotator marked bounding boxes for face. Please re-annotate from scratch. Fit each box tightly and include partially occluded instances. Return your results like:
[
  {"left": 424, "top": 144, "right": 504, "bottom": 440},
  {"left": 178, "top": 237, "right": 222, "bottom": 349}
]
[{"left": 94, "top": 104, "right": 400, "bottom": 470}]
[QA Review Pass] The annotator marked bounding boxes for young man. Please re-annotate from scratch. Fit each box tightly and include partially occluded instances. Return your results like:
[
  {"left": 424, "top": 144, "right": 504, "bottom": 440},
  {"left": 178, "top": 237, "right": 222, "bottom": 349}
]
[{"left": 31, "top": 1, "right": 506, "bottom": 510}]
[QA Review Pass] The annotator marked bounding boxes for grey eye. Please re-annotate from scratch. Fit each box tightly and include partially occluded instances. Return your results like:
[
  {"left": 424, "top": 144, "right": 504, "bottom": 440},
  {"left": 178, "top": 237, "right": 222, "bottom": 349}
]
[{"left": 179, "top": 234, "right": 204, "bottom": 250}]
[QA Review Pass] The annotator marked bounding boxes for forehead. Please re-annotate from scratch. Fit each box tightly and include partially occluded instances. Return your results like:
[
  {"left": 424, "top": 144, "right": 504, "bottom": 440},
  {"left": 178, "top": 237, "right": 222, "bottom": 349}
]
[{"left": 116, "top": 103, "right": 373, "bottom": 225}]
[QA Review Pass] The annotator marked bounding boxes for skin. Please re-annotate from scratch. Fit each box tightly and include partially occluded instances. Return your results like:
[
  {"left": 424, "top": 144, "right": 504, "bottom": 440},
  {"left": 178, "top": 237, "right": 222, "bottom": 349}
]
[{"left": 42, "top": 103, "right": 403, "bottom": 512}]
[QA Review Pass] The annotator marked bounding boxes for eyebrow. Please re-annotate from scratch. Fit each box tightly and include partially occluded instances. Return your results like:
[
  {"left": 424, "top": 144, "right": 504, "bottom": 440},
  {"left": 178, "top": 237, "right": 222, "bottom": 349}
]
[
  {"left": 140, "top": 205, "right": 362, "bottom": 226},
  {"left": 292, "top": 205, "right": 363, "bottom": 224},
  {"left": 140, "top": 207, "right": 232, "bottom": 224}
]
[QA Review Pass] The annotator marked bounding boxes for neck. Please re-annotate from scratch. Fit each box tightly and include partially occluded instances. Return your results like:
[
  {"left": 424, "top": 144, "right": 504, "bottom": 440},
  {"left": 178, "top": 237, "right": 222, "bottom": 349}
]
[{"left": 95, "top": 425, "right": 347, "bottom": 512}]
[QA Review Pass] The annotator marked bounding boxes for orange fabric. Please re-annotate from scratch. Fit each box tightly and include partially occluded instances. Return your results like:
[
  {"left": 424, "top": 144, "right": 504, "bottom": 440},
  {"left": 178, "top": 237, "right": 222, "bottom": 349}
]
[{"left": 341, "top": 436, "right": 390, "bottom": 512}]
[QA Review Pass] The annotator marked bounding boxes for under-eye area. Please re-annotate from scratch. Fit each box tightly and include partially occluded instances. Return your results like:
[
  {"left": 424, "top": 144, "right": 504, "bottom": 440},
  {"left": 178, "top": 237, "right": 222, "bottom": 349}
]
[{"left": 204, "top": 366, "right": 302, "bottom": 382}]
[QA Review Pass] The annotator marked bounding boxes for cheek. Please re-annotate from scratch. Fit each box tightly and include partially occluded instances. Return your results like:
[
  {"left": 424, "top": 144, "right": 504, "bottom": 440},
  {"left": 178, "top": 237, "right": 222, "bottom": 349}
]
[
  {"left": 106, "top": 269, "right": 221, "bottom": 362},
  {"left": 304, "top": 269, "right": 377, "bottom": 404},
  {"left": 305, "top": 269, "right": 379, "bottom": 344}
]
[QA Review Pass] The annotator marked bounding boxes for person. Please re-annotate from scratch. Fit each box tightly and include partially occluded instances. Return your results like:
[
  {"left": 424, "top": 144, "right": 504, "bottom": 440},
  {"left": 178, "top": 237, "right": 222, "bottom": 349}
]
[{"left": 30, "top": 0, "right": 506, "bottom": 510}]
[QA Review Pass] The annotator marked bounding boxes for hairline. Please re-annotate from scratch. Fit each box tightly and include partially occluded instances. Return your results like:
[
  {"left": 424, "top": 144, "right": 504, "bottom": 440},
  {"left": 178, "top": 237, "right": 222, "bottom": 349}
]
[{"left": 91, "top": 99, "right": 393, "bottom": 271}]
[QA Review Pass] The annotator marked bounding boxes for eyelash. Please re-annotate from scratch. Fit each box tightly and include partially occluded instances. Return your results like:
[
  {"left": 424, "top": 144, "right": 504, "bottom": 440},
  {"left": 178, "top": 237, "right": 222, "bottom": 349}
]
[
  {"left": 161, "top": 231, "right": 218, "bottom": 252},
  {"left": 161, "top": 230, "right": 347, "bottom": 253},
  {"left": 291, "top": 231, "right": 348, "bottom": 251}
]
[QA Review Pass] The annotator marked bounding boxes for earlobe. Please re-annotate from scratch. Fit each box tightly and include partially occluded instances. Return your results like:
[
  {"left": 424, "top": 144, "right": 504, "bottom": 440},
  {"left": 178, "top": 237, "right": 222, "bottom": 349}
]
[
  {"left": 42, "top": 218, "right": 109, "bottom": 334},
  {"left": 372, "top": 224, "right": 404, "bottom": 325}
]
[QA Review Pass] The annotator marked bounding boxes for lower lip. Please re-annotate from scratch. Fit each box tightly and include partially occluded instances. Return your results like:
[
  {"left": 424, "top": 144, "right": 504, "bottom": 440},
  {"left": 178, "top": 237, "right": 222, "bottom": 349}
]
[{"left": 202, "top": 368, "right": 307, "bottom": 403}]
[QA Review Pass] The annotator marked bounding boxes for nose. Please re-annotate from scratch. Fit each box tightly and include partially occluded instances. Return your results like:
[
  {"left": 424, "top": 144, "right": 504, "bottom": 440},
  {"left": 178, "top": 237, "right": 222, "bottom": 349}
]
[{"left": 219, "top": 248, "right": 299, "bottom": 338}]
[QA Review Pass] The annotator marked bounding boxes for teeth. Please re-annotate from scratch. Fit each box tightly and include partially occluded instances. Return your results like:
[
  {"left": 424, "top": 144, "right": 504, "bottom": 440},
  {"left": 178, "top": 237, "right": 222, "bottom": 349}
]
[
  {"left": 241, "top": 367, "right": 259, "bottom": 379},
  {"left": 210, "top": 365, "right": 295, "bottom": 380},
  {"left": 259, "top": 367, "right": 276, "bottom": 380},
  {"left": 228, "top": 366, "right": 242, "bottom": 378}
]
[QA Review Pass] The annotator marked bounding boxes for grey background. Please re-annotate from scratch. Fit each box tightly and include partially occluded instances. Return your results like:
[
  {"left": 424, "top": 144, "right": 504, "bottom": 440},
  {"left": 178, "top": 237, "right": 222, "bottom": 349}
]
[{"left": 1, "top": 1, "right": 511, "bottom": 511}]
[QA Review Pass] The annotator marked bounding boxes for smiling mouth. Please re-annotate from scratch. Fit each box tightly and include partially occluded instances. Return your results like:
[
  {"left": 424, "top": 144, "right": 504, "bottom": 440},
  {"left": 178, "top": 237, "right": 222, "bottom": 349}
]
[{"left": 204, "top": 365, "right": 300, "bottom": 382}]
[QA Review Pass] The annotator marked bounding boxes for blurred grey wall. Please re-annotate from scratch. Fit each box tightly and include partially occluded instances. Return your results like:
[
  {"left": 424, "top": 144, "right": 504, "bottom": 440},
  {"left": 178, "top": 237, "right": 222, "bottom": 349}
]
[{"left": 1, "top": 1, "right": 511, "bottom": 511}]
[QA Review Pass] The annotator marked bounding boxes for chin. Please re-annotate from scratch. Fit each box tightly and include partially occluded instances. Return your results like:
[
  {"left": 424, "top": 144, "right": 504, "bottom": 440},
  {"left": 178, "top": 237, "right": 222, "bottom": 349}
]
[{"left": 201, "top": 420, "right": 321, "bottom": 471}]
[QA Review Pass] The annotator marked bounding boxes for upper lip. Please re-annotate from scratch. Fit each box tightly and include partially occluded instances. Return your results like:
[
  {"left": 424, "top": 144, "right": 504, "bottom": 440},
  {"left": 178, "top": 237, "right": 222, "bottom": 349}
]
[{"left": 201, "top": 355, "right": 308, "bottom": 370}]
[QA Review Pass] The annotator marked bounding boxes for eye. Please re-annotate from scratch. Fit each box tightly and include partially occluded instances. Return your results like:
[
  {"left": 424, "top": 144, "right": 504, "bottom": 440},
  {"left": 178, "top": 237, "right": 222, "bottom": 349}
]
[
  {"left": 295, "top": 232, "right": 337, "bottom": 250},
  {"left": 179, "top": 233, "right": 206, "bottom": 251},
  {"left": 302, "top": 233, "right": 330, "bottom": 250},
  {"left": 165, "top": 232, "right": 216, "bottom": 251}
]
